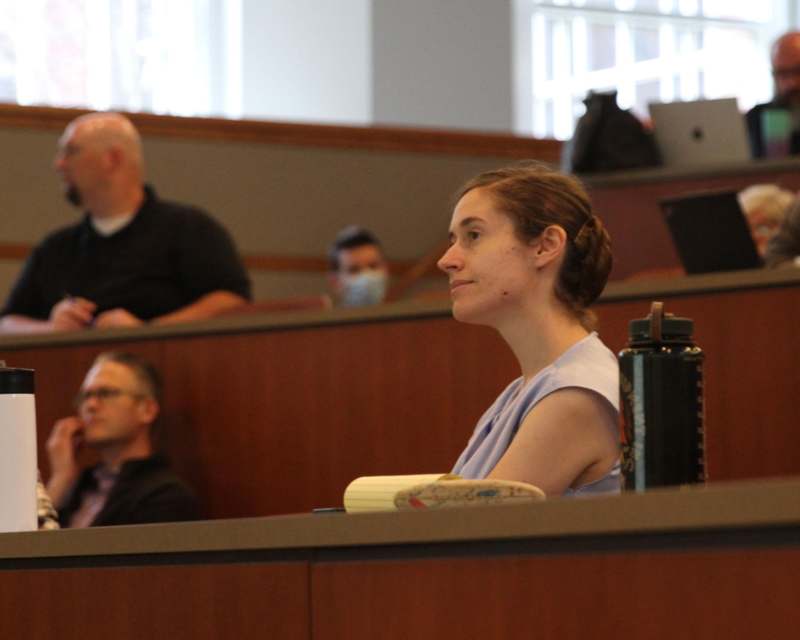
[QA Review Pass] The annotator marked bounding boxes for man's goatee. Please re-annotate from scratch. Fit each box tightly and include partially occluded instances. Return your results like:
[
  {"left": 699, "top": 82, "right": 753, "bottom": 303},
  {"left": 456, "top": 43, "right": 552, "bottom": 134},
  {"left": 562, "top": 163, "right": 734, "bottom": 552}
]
[{"left": 65, "top": 185, "right": 82, "bottom": 207}]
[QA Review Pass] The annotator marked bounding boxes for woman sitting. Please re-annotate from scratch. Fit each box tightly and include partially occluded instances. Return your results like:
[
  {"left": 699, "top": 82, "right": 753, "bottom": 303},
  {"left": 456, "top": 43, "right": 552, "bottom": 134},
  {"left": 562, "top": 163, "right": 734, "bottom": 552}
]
[{"left": 438, "top": 163, "right": 619, "bottom": 497}]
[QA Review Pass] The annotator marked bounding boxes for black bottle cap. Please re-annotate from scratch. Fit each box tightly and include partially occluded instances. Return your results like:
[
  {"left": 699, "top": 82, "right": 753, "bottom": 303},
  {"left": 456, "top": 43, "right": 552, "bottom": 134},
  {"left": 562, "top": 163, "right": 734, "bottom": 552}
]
[
  {"left": 629, "top": 316, "right": 693, "bottom": 341},
  {"left": 0, "top": 362, "right": 35, "bottom": 395},
  {"left": 628, "top": 301, "right": 694, "bottom": 345}
]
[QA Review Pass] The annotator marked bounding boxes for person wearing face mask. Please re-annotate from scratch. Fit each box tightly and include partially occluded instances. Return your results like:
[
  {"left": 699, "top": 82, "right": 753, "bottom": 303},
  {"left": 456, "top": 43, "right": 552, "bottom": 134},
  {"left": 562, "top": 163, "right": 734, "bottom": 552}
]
[{"left": 327, "top": 226, "right": 390, "bottom": 307}]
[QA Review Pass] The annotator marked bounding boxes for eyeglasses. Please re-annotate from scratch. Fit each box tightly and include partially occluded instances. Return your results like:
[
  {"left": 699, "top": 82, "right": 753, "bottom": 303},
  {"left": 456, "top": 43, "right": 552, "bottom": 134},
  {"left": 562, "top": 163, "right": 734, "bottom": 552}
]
[{"left": 74, "top": 386, "right": 143, "bottom": 408}]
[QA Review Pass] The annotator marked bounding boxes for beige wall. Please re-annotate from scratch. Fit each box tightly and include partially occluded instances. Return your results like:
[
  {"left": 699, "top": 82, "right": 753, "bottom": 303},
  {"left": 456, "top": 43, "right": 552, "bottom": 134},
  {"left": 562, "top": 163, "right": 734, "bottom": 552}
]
[{"left": 0, "top": 124, "right": 516, "bottom": 302}]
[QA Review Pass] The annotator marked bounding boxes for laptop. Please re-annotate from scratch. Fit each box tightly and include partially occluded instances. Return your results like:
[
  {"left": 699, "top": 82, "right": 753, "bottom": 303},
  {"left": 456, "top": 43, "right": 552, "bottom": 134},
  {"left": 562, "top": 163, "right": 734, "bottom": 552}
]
[
  {"left": 660, "top": 190, "right": 763, "bottom": 274},
  {"left": 649, "top": 98, "right": 751, "bottom": 167}
]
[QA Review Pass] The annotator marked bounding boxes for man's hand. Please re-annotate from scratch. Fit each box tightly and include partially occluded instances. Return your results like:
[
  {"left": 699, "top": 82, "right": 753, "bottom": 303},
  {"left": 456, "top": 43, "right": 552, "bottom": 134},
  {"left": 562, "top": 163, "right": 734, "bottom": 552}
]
[
  {"left": 45, "top": 416, "right": 84, "bottom": 508},
  {"left": 49, "top": 297, "right": 96, "bottom": 331},
  {"left": 94, "top": 308, "right": 144, "bottom": 329},
  {"left": 46, "top": 416, "right": 83, "bottom": 477}
]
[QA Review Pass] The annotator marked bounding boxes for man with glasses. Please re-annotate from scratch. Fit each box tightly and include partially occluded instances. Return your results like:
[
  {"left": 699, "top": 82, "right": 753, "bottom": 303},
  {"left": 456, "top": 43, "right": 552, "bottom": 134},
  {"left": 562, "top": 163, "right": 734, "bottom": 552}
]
[
  {"left": 45, "top": 351, "right": 199, "bottom": 527},
  {"left": 746, "top": 31, "right": 800, "bottom": 158}
]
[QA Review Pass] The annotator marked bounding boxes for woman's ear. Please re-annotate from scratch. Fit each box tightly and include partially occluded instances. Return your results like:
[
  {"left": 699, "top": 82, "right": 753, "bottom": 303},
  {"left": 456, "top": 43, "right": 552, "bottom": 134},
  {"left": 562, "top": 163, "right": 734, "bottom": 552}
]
[{"left": 530, "top": 225, "right": 567, "bottom": 268}]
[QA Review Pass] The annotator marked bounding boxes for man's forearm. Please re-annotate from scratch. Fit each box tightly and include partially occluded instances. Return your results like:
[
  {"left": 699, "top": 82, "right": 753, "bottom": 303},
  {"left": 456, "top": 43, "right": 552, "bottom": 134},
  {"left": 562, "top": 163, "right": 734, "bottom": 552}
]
[
  {"left": 150, "top": 291, "right": 248, "bottom": 326},
  {"left": 0, "top": 314, "right": 54, "bottom": 334}
]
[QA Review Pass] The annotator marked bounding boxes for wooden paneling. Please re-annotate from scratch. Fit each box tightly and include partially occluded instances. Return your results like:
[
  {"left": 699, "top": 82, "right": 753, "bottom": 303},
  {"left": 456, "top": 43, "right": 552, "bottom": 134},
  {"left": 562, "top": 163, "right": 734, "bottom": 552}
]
[
  {"left": 0, "top": 241, "right": 420, "bottom": 276},
  {"left": 0, "top": 562, "right": 309, "bottom": 640},
  {"left": 590, "top": 168, "right": 800, "bottom": 280},
  {"left": 2, "top": 280, "right": 798, "bottom": 520},
  {"left": 158, "top": 319, "right": 516, "bottom": 518},
  {"left": 0, "top": 242, "right": 29, "bottom": 260},
  {"left": 2, "top": 508, "right": 799, "bottom": 640},
  {"left": 0, "top": 103, "right": 561, "bottom": 160},
  {"left": 1, "top": 475, "right": 799, "bottom": 640},
  {"left": 311, "top": 548, "right": 800, "bottom": 640}
]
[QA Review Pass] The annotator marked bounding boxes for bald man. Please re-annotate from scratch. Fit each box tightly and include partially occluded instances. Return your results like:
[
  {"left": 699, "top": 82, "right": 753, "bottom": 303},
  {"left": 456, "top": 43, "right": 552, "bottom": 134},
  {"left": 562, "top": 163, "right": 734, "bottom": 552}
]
[
  {"left": 0, "top": 112, "right": 251, "bottom": 333},
  {"left": 746, "top": 32, "right": 800, "bottom": 158}
]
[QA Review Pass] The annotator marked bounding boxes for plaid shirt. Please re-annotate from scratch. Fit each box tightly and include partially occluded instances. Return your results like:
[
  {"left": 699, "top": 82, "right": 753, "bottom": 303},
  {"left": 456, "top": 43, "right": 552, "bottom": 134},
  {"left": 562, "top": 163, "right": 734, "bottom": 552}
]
[{"left": 37, "top": 472, "right": 59, "bottom": 530}]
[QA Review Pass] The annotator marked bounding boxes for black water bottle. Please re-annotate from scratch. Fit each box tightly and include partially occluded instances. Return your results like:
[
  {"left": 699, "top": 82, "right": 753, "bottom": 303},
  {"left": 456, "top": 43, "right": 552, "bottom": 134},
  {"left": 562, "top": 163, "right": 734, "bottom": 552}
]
[{"left": 618, "top": 302, "right": 706, "bottom": 491}]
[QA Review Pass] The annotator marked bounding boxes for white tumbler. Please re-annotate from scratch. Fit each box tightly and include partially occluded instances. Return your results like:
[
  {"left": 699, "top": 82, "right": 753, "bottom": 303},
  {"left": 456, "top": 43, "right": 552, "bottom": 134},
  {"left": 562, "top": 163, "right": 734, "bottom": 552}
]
[{"left": 0, "top": 363, "right": 37, "bottom": 533}]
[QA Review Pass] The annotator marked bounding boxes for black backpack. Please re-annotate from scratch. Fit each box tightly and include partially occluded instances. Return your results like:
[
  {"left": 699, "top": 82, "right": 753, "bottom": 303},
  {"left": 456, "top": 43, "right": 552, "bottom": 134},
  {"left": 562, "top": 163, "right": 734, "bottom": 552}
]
[{"left": 562, "top": 90, "right": 661, "bottom": 174}]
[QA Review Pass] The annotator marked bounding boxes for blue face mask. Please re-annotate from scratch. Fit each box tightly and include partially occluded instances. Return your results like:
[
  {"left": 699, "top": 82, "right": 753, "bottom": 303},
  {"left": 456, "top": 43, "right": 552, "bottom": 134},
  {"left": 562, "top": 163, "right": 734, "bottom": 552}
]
[{"left": 339, "top": 270, "right": 388, "bottom": 306}]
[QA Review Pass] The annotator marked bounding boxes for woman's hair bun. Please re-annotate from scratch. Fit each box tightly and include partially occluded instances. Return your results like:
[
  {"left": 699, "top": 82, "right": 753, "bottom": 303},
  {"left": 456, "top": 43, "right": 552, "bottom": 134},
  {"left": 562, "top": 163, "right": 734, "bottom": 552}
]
[{"left": 570, "top": 215, "right": 613, "bottom": 308}]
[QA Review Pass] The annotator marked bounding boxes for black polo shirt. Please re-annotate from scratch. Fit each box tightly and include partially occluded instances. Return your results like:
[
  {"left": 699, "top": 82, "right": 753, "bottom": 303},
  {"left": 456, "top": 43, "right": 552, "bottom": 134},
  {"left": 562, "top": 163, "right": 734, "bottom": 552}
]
[{"left": 1, "top": 186, "right": 251, "bottom": 321}]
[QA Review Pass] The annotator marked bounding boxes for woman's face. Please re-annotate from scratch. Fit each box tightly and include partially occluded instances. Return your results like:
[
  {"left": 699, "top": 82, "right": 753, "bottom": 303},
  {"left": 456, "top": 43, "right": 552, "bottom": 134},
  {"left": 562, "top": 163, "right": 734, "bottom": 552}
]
[{"left": 437, "top": 187, "right": 541, "bottom": 325}]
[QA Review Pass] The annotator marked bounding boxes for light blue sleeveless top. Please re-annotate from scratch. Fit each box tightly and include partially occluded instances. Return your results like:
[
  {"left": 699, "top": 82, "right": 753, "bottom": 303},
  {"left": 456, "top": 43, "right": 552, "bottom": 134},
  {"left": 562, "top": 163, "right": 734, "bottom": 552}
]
[{"left": 451, "top": 332, "right": 621, "bottom": 497}]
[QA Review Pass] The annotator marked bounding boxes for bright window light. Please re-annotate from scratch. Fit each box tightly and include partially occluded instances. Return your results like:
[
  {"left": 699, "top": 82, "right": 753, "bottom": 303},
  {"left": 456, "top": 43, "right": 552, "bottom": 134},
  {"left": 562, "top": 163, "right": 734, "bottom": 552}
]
[
  {"left": 523, "top": 0, "right": 785, "bottom": 139},
  {"left": 0, "top": 0, "right": 241, "bottom": 118}
]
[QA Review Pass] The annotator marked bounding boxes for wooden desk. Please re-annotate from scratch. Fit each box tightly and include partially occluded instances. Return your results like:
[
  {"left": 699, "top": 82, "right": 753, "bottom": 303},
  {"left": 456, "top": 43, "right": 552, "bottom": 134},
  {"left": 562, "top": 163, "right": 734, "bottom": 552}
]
[
  {"left": 1, "top": 479, "right": 798, "bottom": 639},
  {"left": 1, "top": 269, "right": 798, "bottom": 519},
  {"left": 586, "top": 157, "right": 800, "bottom": 279}
]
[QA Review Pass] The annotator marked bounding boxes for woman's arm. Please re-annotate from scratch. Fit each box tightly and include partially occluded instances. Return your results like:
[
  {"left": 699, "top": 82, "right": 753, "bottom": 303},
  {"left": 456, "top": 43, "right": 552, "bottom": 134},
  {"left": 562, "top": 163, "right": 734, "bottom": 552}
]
[{"left": 487, "top": 387, "right": 618, "bottom": 496}]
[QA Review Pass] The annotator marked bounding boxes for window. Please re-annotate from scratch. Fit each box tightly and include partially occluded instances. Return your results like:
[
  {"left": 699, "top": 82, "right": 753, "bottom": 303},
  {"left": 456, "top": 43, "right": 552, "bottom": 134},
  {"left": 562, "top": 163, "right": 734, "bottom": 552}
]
[
  {"left": 0, "top": 0, "right": 240, "bottom": 118},
  {"left": 515, "top": 0, "right": 788, "bottom": 139}
]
